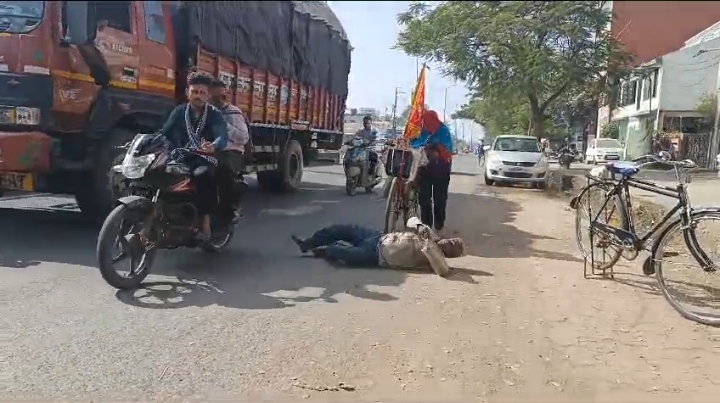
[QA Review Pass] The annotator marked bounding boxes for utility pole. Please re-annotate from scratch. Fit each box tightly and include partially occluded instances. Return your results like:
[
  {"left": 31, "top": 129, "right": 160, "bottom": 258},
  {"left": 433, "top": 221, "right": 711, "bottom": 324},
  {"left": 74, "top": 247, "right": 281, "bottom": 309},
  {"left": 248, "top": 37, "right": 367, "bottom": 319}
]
[{"left": 391, "top": 86, "right": 405, "bottom": 134}]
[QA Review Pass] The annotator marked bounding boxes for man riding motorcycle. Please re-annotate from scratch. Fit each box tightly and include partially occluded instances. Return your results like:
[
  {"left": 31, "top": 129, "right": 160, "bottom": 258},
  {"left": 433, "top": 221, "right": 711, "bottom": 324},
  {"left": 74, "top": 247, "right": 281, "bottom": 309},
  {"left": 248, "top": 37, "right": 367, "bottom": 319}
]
[
  {"left": 354, "top": 115, "right": 379, "bottom": 176},
  {"left": 158, "top": 71, "right": 228, "bottom": 241}
]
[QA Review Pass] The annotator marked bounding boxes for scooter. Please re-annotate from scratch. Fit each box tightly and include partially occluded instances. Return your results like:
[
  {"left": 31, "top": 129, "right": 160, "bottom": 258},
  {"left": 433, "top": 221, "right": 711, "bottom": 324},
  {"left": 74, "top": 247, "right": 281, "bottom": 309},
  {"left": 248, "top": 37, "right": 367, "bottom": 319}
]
[{"left": 343, "top": 137, "right": 382, "bottom": 196}]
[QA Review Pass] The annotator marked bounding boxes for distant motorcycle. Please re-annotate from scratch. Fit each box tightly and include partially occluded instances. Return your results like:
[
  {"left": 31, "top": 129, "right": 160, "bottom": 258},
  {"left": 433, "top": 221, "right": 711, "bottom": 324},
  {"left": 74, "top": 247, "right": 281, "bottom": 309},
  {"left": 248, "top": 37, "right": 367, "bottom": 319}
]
[
  {"left": 343, "top": 136, "right": 382, "bottom": 196},
  {"left": 558, "top": 147, "right": 574, "bottom": 169}
]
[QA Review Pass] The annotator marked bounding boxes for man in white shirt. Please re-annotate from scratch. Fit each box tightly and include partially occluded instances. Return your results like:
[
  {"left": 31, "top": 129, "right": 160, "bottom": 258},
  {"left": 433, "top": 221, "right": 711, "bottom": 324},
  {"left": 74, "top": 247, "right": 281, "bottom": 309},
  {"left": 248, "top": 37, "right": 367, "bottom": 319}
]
[{"left": 210, "top": 79, "right": 250, "bottom": 221}]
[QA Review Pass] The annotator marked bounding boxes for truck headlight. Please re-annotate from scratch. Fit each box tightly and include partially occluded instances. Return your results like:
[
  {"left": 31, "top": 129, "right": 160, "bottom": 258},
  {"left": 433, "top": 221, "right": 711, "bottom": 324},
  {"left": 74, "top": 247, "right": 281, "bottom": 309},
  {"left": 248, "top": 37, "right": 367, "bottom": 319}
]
[{"left": 15, "top": 107, "right": 41, "bottom": 125}]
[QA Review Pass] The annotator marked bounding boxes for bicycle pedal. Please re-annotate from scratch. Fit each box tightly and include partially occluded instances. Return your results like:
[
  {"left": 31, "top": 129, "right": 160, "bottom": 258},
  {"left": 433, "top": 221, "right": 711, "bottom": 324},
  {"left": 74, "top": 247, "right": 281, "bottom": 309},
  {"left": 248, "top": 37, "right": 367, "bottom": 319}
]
[{"left": 641, "top": 256, "right": 656, "bottom": 276}]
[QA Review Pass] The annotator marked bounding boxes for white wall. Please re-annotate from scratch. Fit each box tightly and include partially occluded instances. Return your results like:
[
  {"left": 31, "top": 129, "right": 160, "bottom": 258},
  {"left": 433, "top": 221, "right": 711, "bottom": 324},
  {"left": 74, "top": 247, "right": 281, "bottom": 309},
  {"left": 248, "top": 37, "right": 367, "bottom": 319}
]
[{"left": 658, "top": 36, "right": 720, "bottom": 111}]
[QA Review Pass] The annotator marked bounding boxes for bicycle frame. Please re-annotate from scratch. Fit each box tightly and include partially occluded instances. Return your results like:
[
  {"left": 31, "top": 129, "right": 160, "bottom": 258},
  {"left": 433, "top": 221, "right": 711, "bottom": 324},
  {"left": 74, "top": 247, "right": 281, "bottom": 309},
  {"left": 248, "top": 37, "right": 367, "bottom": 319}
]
[{"left": 588, "top": 174, "right": 712, "bottom": 267}]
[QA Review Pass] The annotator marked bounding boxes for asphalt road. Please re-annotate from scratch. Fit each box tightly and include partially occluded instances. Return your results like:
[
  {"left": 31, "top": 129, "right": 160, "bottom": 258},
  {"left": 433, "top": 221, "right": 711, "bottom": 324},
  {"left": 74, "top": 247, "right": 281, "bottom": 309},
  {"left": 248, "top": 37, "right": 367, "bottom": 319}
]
[{"left": 0, "top": 155, "right": 485, "bottom": 400}]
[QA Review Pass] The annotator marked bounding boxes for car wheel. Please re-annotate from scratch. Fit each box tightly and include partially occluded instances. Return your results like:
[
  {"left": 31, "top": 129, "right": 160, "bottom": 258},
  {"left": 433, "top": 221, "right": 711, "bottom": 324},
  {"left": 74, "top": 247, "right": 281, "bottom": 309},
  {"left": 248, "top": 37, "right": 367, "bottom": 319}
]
[{"left": 484, "top": 172, "right": 494, "bottom": 186}]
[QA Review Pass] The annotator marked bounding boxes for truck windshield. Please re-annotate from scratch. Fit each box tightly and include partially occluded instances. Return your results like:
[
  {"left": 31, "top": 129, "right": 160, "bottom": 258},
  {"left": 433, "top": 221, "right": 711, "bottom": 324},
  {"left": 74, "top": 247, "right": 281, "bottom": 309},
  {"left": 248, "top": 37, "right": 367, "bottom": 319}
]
[{"left": 0, "top": 1, "right": 44, "bottom": 33}]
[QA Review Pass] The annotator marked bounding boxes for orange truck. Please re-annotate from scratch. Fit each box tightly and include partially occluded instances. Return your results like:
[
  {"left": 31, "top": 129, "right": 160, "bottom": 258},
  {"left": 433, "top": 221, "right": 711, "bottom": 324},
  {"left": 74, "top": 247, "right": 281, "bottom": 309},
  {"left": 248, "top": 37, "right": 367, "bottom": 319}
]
[{"left": 0, "top": 1, "right": 350, "bottom": 219}]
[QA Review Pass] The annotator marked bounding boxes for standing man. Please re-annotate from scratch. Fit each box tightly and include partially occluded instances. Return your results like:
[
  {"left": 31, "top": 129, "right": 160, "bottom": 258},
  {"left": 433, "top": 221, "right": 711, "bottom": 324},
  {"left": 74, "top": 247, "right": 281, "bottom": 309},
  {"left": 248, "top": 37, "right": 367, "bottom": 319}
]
[
  {"left": 209, "top": 78, "right": 250, "bottom": 221},
  {"left": 409, "top": 109, "right": 454, "bottom": 232}
]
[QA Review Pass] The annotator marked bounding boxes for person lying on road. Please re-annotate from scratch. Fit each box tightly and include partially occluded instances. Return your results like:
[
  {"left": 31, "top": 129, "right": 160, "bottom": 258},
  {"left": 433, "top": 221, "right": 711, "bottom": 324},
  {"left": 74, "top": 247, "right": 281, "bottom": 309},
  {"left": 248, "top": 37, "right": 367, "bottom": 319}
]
[{"left": 291, "top": 217, "right": 466, "bottom": 275}]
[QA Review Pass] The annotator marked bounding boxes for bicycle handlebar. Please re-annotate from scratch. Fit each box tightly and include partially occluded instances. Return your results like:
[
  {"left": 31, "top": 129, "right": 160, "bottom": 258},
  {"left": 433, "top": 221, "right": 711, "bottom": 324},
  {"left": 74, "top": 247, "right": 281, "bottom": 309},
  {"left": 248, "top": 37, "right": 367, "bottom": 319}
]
[{"left": 630, "top": 153, "right": 698, "bottom": 170}]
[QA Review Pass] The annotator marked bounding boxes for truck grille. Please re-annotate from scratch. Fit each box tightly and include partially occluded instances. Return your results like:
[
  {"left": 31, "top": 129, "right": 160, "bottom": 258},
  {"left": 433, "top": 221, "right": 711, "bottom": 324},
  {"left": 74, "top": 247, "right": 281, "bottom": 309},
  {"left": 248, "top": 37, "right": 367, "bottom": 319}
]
[{"left": 502, "top": 161, "right": 535, "bottom": 167}]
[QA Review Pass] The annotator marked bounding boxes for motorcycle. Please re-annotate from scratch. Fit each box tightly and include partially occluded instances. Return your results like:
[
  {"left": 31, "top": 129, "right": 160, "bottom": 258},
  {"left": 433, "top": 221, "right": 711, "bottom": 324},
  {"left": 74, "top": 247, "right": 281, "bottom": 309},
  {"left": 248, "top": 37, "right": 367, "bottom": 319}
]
[
  {"left": 96, "top": 133, "right": 242, "bottom": 290},
  {"left": 558, "top": 147, "right": 574, "bottom": 169},
  {"left": 343, "top": 136, "right": 382, "bottom": 196}
]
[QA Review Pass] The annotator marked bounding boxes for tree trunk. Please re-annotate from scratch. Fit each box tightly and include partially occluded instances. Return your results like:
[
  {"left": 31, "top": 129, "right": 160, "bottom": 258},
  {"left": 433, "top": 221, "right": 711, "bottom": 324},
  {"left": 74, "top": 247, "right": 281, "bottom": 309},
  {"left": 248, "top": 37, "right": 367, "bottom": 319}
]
[{"left": 528, "top": 94, "right": 544, "bottom": 139}]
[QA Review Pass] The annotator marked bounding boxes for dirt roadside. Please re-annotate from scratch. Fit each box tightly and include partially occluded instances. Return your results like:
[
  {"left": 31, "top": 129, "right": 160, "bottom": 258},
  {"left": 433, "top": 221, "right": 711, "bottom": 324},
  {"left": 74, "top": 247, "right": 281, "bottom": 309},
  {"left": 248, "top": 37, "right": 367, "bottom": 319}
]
[{"left": 267, "top": 174, "right": 720, "bottom": 402}]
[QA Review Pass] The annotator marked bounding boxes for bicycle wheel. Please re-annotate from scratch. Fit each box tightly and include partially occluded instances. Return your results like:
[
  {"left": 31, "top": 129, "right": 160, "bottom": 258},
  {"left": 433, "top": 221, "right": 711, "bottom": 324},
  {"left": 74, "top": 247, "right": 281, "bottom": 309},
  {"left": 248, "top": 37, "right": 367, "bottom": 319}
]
[
  {"left": 574, "top": 182, "right": 628, "bottom": 271},
  {"left": 384, "top": 178, "right": 403, "bottom": 233},
  {"left": 652, "top": 210, "right": 720, "bottom": 326},
  {"left": 404, "top": 183, "right": 420, "bottom": 223}
]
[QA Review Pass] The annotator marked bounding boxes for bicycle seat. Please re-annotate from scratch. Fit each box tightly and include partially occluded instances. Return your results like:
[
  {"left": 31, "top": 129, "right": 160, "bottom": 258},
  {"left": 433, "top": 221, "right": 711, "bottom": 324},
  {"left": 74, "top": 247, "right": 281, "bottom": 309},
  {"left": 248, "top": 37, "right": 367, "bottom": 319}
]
[{"left": 606, "top": 161, "right": 640, "bottom": 178}]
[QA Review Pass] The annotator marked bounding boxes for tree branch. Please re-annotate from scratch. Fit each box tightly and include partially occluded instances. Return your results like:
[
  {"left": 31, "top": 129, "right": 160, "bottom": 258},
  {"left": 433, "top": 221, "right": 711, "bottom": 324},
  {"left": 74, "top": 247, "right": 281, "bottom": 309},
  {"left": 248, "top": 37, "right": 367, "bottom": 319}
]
[{"left": 540, "top": 82, "right": 571, "bottom": 112}]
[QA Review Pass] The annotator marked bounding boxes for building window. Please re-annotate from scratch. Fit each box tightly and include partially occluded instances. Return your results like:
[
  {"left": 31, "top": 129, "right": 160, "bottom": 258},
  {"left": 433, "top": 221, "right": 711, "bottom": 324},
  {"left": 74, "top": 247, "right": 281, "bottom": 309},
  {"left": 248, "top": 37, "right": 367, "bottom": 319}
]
[
  {"left": 619, "top": 80, "right": 638, "bottom": 107},
  {"left": 143, "top": 1, "right": 165, "bottom": 43},
  {"left": 91, "top": 1, "right": 132, "bottom": 33}
]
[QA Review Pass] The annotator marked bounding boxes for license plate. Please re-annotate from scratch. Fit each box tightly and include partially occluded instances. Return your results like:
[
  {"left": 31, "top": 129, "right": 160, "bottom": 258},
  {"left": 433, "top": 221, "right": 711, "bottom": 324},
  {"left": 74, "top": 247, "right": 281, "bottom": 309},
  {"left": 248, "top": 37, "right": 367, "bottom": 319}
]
[
  {"left": 0, "top": 108, "right": 15, "bottom": 124},
  {"left": 508, "top": 166, "right": 524, "bottom": 171},
  {"left": 0, "top": 172, "right": 33, "bottom": 191},
  {"left": 605, "top": 155, "right": 619, "bottom": 160}
]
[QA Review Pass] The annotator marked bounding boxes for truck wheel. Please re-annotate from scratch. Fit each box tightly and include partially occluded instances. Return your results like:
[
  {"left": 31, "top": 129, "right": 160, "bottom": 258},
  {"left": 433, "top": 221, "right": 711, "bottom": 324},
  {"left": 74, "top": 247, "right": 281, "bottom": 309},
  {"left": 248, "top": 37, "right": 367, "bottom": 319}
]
[
  {"left": 75, "top": 128, "right": 134, "bottom": 222},
  {"left": 257, "top": 139, "right": 303, "bottom": 192}
]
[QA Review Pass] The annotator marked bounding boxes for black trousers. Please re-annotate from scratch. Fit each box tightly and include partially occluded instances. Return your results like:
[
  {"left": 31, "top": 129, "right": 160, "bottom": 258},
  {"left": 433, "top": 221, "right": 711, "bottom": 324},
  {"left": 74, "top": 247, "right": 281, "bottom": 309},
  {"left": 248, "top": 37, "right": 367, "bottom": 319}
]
[
  {"left": 417, "top": 168, "right": 450, "bottom": 230},
  {"left": 193, "top": 167, "right": 218, "bottom": 216}
]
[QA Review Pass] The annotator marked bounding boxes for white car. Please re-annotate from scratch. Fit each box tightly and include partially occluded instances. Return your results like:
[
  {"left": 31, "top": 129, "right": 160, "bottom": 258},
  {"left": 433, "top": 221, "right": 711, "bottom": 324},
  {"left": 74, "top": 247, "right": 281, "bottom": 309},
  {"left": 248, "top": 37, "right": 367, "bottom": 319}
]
[
  {"left": 585, "top": 138, "right": 623, "bottom": 164},
  {"left": 484, "top": 135, "right": 549, "bottom": 189}
]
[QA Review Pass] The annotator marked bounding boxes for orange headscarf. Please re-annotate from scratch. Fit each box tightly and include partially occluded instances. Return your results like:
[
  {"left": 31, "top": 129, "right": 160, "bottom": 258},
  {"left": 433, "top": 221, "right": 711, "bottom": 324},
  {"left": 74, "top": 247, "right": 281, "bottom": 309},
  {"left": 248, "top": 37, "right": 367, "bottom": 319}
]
[{"left": 422, "top": 109, "right": 442, "bottom": 134}]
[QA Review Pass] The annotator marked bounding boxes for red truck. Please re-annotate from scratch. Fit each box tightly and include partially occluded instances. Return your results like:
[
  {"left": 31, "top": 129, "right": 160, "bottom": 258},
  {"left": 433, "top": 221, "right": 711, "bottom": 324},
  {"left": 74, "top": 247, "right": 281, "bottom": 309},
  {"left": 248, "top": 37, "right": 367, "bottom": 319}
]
[{"left": 0, "top": 1, "right": 350, "bottom": 218}]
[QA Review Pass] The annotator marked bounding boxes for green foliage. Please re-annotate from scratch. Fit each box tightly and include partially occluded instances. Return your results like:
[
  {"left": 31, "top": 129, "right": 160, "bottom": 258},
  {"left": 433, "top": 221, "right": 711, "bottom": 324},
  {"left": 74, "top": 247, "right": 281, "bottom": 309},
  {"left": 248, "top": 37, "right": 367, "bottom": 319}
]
[
  {"left": 600, "top": 122, "right": 619, "bottom": 139},
  {"left": 396, "top": 1, "right": 632, "bottom": 138},
  {"left": 695, "top": 93, "right": 716, "bottom": 120}
]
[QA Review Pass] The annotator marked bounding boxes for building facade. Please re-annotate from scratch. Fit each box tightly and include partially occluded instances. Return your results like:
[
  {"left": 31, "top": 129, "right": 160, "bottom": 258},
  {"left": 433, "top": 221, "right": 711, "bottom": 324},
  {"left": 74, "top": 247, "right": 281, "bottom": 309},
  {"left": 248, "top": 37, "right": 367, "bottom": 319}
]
[{"left": 596, "top": 1, "right": 720, "bottom": 157}]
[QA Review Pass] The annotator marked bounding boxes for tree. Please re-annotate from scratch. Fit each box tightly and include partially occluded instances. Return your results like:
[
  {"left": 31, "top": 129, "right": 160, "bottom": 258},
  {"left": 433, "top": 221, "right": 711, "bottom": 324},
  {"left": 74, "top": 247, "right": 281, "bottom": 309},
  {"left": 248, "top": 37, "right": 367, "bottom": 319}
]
[{"left": 396, "top": 1, "right": 631, "bottom": 138}]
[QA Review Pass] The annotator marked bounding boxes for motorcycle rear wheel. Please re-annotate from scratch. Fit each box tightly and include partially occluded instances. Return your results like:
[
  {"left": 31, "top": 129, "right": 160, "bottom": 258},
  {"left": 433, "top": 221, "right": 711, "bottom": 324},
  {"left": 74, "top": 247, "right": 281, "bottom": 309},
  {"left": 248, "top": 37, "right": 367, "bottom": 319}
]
[
  {"left": 97, "top": 204, "right": 157, "bottom": 290},
  {"left": 345, "top": 176, "right": 358, "bottom": 196}
]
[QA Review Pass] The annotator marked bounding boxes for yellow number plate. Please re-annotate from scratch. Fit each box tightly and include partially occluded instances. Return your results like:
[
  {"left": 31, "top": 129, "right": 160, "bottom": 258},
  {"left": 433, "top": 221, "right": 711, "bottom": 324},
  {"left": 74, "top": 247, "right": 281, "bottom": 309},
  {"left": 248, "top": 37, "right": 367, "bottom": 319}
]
[{"left": 0, "top": 172, "right": 34, "bottom": 191}]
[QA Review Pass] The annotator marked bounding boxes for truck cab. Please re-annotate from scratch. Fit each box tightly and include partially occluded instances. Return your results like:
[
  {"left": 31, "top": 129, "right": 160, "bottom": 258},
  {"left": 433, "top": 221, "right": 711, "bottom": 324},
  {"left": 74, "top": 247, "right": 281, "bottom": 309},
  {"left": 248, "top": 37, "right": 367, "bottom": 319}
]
[{"left": 0, "top": 1, "right": 348, "bottom": 219}]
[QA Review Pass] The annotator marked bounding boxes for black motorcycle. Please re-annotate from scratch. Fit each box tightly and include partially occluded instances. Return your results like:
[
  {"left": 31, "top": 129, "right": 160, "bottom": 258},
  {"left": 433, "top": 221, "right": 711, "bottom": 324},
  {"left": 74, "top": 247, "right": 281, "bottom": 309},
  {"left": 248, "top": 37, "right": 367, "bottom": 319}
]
[
  {"left": 558, "top": 147, "right": 574, "bottom": 169},
  {"left": 96, "top": 133, "right": 242, "bottom": 289},
  {"left": 343, "top": 136, "right": 382, "bottom": 196}
]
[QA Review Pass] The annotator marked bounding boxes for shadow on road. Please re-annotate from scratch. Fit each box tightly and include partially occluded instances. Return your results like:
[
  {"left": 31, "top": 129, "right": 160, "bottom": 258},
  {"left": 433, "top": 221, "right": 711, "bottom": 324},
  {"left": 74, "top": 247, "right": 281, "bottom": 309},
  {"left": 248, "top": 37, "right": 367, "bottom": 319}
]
[{"left": 0, "top": 168, "right": 580, "bottom": 310}]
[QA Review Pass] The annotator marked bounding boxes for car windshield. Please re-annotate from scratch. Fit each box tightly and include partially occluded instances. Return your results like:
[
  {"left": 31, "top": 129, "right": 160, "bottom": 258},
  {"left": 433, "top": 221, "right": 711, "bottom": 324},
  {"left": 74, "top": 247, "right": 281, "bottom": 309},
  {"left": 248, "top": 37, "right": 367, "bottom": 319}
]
[
  {"left": 596, "top": 139, "right": 622, "bottom": 149},
  {"left": 493, "top": 138, "right": 540, "bottom": 152},
  {"left": 0, "top": 1, "right": 44, "bottom": 33}
]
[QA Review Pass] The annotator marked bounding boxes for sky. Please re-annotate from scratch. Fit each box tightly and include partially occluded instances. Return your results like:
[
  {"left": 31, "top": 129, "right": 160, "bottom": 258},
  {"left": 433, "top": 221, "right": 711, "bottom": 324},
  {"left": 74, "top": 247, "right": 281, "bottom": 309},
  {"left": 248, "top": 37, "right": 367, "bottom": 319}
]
[{"left": 328, "top": 1, "right": 486, "bottom": 141}]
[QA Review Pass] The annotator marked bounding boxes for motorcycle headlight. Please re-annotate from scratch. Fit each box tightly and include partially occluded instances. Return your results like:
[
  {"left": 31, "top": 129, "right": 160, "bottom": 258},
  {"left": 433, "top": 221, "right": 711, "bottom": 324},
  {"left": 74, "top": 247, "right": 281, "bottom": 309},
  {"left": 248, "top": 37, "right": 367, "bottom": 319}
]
[{"left": 121, "top": 154, "right": 156, "bottom": 179}]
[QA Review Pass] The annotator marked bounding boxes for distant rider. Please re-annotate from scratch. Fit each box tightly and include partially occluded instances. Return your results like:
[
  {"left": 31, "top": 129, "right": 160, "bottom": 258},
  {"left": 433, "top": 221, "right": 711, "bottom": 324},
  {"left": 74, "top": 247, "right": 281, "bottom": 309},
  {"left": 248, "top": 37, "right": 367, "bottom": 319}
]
[
  {"left": 159, "top": 71, "right": 228, "bottom": 241},
  {"left": 354, "top": 115, "right": 379, "bottom": 176}
]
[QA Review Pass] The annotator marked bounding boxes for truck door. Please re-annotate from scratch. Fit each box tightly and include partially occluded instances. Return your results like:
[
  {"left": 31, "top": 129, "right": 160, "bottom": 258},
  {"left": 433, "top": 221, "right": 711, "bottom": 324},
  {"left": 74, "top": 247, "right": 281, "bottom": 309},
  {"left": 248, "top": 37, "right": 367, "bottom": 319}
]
[
  {"left": 135, "top": 0, "right": 175, "bottom": 97},
  {"left": 88, "top": 1, "right": 140, "bottom": 89}
]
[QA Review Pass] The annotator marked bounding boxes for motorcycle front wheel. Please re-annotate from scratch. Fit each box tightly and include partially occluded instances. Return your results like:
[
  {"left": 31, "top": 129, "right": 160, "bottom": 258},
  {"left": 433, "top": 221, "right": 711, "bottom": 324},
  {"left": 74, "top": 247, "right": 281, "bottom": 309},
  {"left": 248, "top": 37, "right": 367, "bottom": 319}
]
[{"left": 97, "top": 203, "right": 157, "bottom": 290}]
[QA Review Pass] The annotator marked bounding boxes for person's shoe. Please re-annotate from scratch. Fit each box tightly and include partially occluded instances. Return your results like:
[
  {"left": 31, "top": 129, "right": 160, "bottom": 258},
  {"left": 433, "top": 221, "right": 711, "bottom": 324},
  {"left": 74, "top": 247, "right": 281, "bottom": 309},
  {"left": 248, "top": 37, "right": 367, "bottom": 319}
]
[{"left": 291, "top": 234, "right": 309, "bottom": 253}]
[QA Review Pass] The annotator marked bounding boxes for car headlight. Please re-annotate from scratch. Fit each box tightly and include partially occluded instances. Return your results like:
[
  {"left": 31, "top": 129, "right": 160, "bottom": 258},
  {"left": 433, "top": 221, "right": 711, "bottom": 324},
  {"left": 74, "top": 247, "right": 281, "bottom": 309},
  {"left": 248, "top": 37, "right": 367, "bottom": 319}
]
[
  {"left": 487, "top": 154, "right": 502, "bottom": 166},
  {"left": 15, "top": 107, "right": 41, "bottom": 125},
  {"left": 121, "top": 154, "right": 156, "bottom": 179}
]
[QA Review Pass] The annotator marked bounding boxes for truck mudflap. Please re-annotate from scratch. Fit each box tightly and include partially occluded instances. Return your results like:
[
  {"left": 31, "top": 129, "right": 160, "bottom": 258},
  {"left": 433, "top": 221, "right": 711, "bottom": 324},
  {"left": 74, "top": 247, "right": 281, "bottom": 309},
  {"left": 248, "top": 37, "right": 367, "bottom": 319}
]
[{"left": 0, "top": 131, "right": 54, "bottom": 192}]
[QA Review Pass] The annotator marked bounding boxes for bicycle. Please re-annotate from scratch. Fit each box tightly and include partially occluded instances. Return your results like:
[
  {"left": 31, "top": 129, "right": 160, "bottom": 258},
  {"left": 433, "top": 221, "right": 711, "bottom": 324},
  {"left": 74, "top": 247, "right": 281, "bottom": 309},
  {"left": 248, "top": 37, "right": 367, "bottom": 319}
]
[
  {"left": 382, "top": 140, "right": 428, "bottom": 233},
  {"left": 571, "top": 153, "right": 720, "bottom": 326}
]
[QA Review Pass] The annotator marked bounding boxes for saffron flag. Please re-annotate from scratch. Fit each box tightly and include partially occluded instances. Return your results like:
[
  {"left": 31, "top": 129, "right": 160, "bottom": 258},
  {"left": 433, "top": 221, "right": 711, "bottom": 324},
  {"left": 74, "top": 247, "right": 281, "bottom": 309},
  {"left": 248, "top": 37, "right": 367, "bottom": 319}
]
[{"left": 402, "top": 64, "right": 427, "bottom": 141}]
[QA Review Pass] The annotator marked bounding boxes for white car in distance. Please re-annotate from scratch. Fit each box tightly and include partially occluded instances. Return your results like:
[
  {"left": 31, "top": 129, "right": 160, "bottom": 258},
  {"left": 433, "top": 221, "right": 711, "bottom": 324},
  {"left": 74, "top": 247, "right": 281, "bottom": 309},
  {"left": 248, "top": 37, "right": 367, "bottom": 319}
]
[
  {"left": 585, "top": 138, "right": 623, "bottom": 164},
  {"left": 484, "top": 135, "right": 549, "bottom": 189}
]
